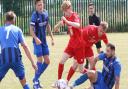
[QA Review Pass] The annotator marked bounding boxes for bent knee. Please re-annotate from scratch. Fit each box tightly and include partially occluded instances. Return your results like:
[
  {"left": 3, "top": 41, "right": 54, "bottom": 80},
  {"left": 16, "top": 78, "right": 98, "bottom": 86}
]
[{"left": 87, "top": 70, "right": 96, "bottom": 78}]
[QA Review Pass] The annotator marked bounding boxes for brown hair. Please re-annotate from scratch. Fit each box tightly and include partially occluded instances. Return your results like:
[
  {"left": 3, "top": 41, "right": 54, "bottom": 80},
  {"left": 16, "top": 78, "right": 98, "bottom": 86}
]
[
  {"left": 100, "top": 21, "right": 108, "bottom": 31},
  {"left": 107, "top": 43, "right": 115, "bottom": 51},
  {"left": 88, "top": 3, "right": 94, "bottom": 7},
  {"left": 61, "top": 1, "right": 72, "bottom": 11},
  {"left": 5, "top": 11, "right": 16, "bottom": 21},
  {"left": 35, "top": 0, "right": 43, "bottom": 5}
]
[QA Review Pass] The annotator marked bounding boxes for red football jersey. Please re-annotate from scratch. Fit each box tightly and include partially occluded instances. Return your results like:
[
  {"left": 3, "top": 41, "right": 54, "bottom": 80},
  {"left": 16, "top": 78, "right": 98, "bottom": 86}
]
[
  {"left": 64, "top": 12, "right": 83, "bottom": 48},
  {"left": 83, "top": 25, "right": 108, "bottom": 47}
]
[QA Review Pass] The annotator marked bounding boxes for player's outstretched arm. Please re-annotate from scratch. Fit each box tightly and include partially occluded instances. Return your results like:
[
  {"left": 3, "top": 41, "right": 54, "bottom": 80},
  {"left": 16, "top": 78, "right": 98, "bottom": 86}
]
[
  {"left": 30, "top": 25, "right": 42, "bottom": 45},
  {"left": 47, "top": 24, "right": 54, "bottom": 46},
  {"left": 21, "top": 42, "right": 37, "bottom": 71}
]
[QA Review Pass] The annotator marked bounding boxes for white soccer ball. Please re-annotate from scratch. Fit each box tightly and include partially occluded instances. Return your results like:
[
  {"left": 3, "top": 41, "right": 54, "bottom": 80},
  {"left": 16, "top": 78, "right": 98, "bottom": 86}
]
[{"left": 56, "top": 79, "right": 68, "bottom": 89}]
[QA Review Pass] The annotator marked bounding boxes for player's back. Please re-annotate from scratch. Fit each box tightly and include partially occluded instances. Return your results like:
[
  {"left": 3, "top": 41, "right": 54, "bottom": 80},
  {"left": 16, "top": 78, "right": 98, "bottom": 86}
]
[
  {"left": 0, "top": 24, "right": 23, "bottom": 64},
  {"left": 0, "top": 24, "right": 22, "bottom": 49}
]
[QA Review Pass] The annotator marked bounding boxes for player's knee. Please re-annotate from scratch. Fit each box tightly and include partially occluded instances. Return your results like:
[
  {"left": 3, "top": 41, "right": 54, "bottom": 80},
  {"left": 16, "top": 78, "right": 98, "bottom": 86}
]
[{"left": 44, "top": 58, "right": 50, "bottom": 64}]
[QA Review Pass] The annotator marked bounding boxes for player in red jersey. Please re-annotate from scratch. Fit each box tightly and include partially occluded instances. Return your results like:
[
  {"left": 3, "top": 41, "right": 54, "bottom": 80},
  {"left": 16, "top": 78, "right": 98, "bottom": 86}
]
[
  {"left": 52, "top": 1, "right": 85, "bottom": 86},
  {"left": 83, "top": 21, "right": 109, "bottom": 71}
]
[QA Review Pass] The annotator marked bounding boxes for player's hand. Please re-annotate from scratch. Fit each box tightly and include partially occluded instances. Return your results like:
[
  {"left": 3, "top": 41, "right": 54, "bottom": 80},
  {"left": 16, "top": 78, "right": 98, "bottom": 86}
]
[
  {"left": 32, "top": 63, "right": 38, "bottom": 71},
  {"left": 51, "top": 40, "right": 54, "bottom": 46},
  {"left": 61, "top": 16, "right": 68, "bottom": 24},
  {"left": 35, "top": 37, "right": 42, "bottom": 45}
]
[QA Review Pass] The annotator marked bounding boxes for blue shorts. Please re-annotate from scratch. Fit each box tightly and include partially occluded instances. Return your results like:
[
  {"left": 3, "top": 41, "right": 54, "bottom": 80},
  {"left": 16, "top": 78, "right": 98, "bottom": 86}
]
[
  {"left": 0, "top": 61, "right": 25, "bottom": 81},
  {"left": 93, "top": 72, "right": 108, "bottom": 89},
  {"left": 33, "top": 44, "right": 49, "bottom": 57}
]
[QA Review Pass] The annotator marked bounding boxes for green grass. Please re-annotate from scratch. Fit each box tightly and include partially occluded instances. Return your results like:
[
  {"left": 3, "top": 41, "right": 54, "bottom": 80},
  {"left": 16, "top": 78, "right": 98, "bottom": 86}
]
[{"left": 0, "top": 33, "right": 128, "bottom": 89}]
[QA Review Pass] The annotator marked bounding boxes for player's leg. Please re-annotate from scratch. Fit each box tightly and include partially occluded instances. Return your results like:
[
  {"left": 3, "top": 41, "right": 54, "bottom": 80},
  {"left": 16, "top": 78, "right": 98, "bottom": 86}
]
[
  {"left": 71, "top": 70, "right": 97, "bottom": 88},
  {"left": 95, "top": 41, "right": 102, "bottom": 54},
  {"left": 0, "top": 64, "right": 10, "bottom": 82},
  {"left": 84, "top": 59, "right": 89, "bottom": 69},
  {"left": 67, "top": 60, "right": 78, "bottom": 81},
  {"left": 58, "top": 52, "right": 70, "bottom": 80},
  {"left": 11, "top": 61, "right": 30, "bottom": 89}
]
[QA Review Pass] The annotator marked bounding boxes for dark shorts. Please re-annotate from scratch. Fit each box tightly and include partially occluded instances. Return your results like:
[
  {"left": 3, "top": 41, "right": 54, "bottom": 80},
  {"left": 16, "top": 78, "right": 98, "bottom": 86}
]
[
  {"left": 93, "top": 72, "right": 108, "bottom": 89},
  {"left": 95, "top": 41, "right": 102, "bottom": 49},
  {"left": 0, "top": 61, "right": 25, "bottom": 81},
  {"left": 33, "top": 44, "right": 49, "bottom": 57}
]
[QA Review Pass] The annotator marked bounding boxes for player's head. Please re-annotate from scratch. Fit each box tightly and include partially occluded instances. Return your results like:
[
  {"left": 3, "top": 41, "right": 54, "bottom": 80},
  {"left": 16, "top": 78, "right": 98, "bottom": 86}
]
[
  {"left": 5, "top": 11, "right": 16, "bottom": 24},
  {"left": 35, "top": 0, "right": 44, "bottom": 13},
  {"left": 106, "top": 43, "right": 115, "bottom": 58},
  {"left": 98, "top": 21, "right": 108, "bottom": 35},
  {"left": 61, "top": 0, "right": 72, "bottom": 16},
  {"left": 88, "top": 3, "right": 95, "bottom": 16}
]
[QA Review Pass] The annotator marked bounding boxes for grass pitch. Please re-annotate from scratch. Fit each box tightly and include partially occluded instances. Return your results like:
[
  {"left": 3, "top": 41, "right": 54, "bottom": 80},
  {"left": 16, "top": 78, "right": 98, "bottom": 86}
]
[{"left": 0, "top": 33, "right": 128, "bottom": 89}]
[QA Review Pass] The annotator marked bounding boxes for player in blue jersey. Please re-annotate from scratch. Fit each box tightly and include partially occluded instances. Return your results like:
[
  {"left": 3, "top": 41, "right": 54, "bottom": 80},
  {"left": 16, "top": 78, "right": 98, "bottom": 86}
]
[
  {"left": 0, "top": 11, "right": 37, "bottom": 89},
  {"left": 30, "top": 0, "right": 54, "bottom": 89},
  {"left": 68, "top": 43, "right": 121, "bottom": 89}
]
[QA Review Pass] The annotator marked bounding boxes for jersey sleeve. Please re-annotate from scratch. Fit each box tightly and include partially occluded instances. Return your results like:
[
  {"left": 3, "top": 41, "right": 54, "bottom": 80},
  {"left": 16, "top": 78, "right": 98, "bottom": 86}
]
[
  {"left": 30, "top": 12, "right": 36, "bottom": 26},
  {"left": 98, "top": 53, "right": 106, "bottom": 61},
  {"left": 73, "top": 13, "right": 80, "bottom": 23},
  {"left": 114, "top": 61, "right": 121, "bottom": 77},
  {"left": 102, "top": 33, "right": 109, "bottom": 45},
  {"left": 18, "top": 29, "right": 25, "bottom": 44}
]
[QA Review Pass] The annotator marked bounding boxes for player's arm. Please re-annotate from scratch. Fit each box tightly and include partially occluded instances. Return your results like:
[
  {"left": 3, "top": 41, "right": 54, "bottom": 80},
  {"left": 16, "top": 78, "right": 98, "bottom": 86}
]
[
  {"left": 102, "top": 34, "right": 109, "bottom": 45},
  {"left": 54, "top": 21, "right": 64, "bottom": 32},
  {"left": 62, "top": 16, "right": 80, "bottom": 28},
  {"left": 114, "top": 63, "right": 121, "bottom": 89},
  {"left": 30, "top": 13, "right": 41, "bottom": 45},
  {"left": 21, "top": 42, "right": 37, "bottom": 71},
  {"left": 92, "top": 53, "right": 105, "bottom": 69},
  {"left": 115, "top": 76, "right": 120, "bottom": 89},
  {"left": 47, "top": 23, "right": 54, "bottom": 46},
  {"left": 19, "top": 30, "right": 37, "bottom": 71}
]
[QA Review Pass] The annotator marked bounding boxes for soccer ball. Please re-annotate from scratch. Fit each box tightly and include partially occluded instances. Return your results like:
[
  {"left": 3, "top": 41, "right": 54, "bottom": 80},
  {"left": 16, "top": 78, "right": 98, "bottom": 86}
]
[{"left": 56, "top": 79, "right": 68, "bottom": 89}]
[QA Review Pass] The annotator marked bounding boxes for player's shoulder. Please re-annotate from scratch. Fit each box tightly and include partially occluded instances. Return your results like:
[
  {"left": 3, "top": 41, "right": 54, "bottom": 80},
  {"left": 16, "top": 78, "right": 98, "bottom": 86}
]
[{"left": 11, "top": 25, "right": 22, "bottom": 32}]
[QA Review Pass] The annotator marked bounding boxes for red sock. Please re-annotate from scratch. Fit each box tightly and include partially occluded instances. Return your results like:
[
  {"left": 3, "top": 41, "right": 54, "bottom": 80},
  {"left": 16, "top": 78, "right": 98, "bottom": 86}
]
[
  {"left": 67, "top": 67, "right": 75, "bottom": 81},
  {"left": 82, "top": 68, "right": 88, "bottom": 74},
  {"left": 93, "top": 67, "right": 96, "bottom": 71},
  {"left": 58, "top": 63, "right": 64, "bottom": 80}
]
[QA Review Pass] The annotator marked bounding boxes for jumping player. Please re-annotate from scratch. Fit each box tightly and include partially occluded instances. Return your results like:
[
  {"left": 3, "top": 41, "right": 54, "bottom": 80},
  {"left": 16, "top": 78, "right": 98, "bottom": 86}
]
[
  {"left": 69, "top": 43, "right": 121, "bottom": 89},
  {"left": 82, "top": 22, "right": 109, "bottom": 71},
  {"left": 0, "top": 11, "right": 37, "bottom": 89},
  {"left": 53, "top": 0, "right": 85, "bottom": 85},
  {"left": 30, "top": 0, "right": 54, "bottom": 88},
  {"left": 85, "top": 3, "right": 101, "bottom": 68}
]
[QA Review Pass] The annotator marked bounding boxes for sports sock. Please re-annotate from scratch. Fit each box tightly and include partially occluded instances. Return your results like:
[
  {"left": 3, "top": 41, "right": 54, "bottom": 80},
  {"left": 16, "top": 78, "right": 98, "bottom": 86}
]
[
  {"left": 34, "top": 62, "right": 48, "bottom": 81},
  {"left": 73, "top": 73, "right": 88, "bottom": 87},
  {"left": 67, "top": 67, "right": 75, "bottom": 81},
  {"left": 58, "top": 63, "right": 64, "bottom": 79},
  {"left": 23, "top": 84, "right": 30, "bottom": 89}
]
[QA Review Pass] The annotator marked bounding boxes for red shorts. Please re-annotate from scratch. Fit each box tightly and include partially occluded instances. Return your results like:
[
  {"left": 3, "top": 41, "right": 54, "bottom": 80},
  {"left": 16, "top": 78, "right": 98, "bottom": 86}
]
[
  {"left": 85, "top": 47, "right": 94, "bottom": 58},
  {"left": 64, "top": 45, "right": 85, "bottom": 64}
]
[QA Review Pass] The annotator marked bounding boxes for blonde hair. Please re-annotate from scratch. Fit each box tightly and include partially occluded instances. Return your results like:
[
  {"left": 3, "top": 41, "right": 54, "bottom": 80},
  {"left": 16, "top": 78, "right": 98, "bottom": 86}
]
[
  {"left": 61, "top": 0, "right": 72, "bottom": 11},
  {"left": 100, "top": 21, "right": 108, "bottom": 31}
]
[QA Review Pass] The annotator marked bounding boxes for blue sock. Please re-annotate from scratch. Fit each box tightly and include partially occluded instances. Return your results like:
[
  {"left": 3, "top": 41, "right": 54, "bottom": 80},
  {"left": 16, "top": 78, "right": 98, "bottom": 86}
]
[
  {"left": 23, "top": 84, "right": 30, "bottom": 89},
  {"left": 34, "top": 62, "right": 48, "bottom": 81},
  {"left": 73, "top": 74, "right": 88, "bottom": 87}
]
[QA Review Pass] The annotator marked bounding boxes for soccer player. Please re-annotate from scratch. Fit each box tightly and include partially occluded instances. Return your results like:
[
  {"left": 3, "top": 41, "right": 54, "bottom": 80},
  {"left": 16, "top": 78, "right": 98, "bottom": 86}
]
[
  {"left": 53, "top": 0, "right": 85, "bottom": 85},
  {"left": 69, "top": 43, "right": 121, "bottom": 89},
  {"left": 82, "top": 22, "right": 109, "bottom": 71},
  {"left": 0, "top": 11, "right": 37, "bottom": 89},
  {"left": 85, "top": 3, "right": 101, "bottom": 68},
  {"left": 30, "top": 0, "right": 54, "bottom": 88}
]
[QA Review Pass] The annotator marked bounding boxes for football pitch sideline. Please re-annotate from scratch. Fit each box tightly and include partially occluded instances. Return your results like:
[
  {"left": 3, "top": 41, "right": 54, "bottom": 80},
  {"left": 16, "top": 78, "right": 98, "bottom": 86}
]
[{"left": 0, "top": 33, "right": 128, "bottom": 89}]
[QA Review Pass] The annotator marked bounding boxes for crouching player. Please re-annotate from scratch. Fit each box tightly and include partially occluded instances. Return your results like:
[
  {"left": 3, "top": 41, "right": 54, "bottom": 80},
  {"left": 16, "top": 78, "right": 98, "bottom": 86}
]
[
  {"left": 0, "top": 11, "right": 37, "bottom": 89},
  {"left": 30, "top": 0, "right": 54, "bottom": 88},
  {"left": 53, "top": 0, "right": 85, "bottom": 85},
  {"left": 82, "top": 22, "right": 109, "bottom": 71},
  {"left": 69, "top": 43, "right": 121, "bottom": 89}
]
